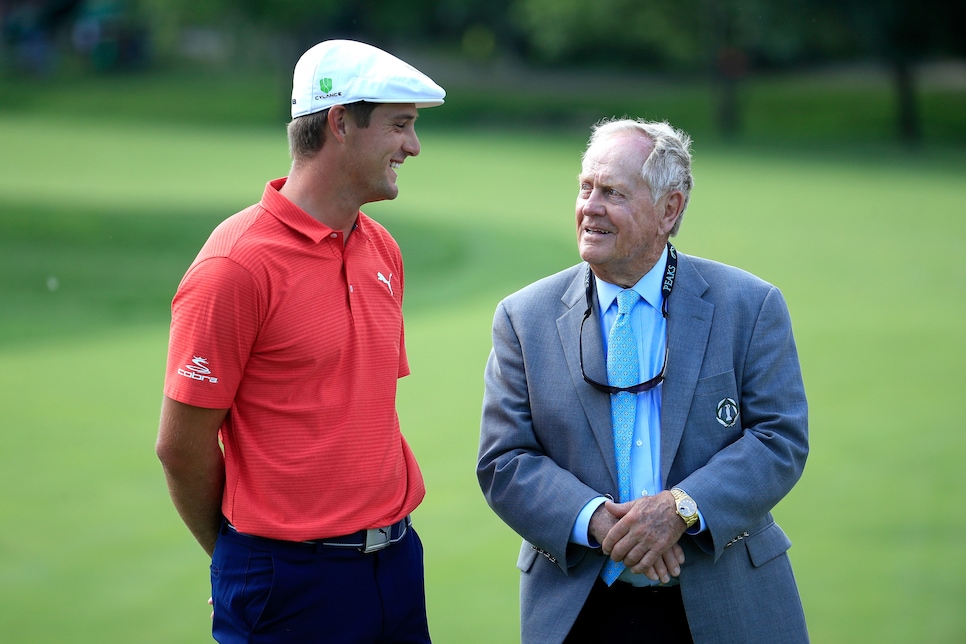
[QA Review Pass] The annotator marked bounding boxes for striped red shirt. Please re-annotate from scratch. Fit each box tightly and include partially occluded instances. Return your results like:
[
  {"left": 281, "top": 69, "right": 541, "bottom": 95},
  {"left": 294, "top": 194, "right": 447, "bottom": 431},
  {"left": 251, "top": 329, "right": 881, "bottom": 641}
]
[{"left": 164, "top": 178, "right": 424, "bottom": 541}]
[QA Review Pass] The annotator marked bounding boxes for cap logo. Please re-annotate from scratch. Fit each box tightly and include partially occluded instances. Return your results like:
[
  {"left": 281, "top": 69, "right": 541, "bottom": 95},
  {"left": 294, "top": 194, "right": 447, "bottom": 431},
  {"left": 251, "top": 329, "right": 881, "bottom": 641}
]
[{"left": 319, "top": 77, "right": 333, "bottom": 93}]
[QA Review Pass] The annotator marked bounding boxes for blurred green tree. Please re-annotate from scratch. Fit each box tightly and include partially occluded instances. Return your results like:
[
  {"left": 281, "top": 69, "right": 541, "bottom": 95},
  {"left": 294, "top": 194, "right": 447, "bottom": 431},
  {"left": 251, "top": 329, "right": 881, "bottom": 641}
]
[
  {"left": 32, "top": 0, "right": 957, "bottom": 141},
  {"left": 508, "top": 0, "right": 965, "bottom": 142},
  {"left": 509, "top": 0, "right": 701, "bottom": 68},
  {"left": 804, "top": 0, "right": 966, "bottom": 144}
]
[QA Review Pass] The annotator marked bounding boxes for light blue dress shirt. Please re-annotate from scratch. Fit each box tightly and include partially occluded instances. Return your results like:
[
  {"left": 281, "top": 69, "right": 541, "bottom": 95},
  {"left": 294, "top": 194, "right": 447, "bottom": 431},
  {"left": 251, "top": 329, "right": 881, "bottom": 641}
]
[
  {"left": 569, "top": 247, "right": 702, "bottom": 586},
  {"left": 597, "top": 258, "right": 667, "bottom": 507}
]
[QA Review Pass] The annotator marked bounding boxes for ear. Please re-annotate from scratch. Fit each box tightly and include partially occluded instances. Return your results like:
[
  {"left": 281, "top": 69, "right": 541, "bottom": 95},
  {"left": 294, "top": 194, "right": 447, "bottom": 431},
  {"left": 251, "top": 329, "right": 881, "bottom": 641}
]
[
  {"left": 660, "top": 190, "right": 685, "bottom": 235},
  {"left": 327, "top": 105, "right": 348, "bottom": 143}
]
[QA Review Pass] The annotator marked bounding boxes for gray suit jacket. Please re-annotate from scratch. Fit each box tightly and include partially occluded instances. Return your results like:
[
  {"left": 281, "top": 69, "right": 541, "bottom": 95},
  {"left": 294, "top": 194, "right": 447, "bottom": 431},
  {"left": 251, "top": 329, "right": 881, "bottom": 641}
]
[{"left": 478, "top": 252, "right": 809, "bottom": 644}]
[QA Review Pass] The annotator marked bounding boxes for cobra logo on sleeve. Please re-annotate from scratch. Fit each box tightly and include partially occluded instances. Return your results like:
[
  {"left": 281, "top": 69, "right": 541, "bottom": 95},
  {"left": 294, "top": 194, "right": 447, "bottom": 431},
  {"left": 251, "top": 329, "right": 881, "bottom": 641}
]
[{"left": 178, "top": 356, "right": 219, "bottom": 384}]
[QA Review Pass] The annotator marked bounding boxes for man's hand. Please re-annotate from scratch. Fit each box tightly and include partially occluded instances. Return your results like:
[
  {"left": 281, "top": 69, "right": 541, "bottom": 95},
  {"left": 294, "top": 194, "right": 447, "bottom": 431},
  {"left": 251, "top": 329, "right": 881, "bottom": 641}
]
[
  {"left": 588, "top": 502, "right": 620, "bottom": 546},
  {"left": 600, "top": 491, "right": 687, "bottom": 581},
  {"left": 156, "top": 396, "right": 229, "bottom": 557}
]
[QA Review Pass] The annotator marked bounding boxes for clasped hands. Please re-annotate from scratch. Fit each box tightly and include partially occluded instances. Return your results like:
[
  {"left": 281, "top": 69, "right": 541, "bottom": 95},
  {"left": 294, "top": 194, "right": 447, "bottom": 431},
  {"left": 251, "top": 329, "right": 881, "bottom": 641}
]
[{"left": 589, "top": 490, "right": 687, "bottom": 584}]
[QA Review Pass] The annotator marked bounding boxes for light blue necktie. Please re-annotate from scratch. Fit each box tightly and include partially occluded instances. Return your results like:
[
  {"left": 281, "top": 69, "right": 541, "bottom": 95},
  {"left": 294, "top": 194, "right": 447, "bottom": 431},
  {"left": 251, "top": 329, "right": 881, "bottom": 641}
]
[{"left": 601, "top": 289, "right": 639, "bottom": 585}]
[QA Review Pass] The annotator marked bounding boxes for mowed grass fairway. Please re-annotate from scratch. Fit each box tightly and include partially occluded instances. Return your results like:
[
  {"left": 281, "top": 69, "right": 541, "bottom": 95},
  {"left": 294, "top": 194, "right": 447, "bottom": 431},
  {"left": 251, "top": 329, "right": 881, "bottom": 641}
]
[{"left": 1, "top": 111, "right": 964, "bottom": 643}]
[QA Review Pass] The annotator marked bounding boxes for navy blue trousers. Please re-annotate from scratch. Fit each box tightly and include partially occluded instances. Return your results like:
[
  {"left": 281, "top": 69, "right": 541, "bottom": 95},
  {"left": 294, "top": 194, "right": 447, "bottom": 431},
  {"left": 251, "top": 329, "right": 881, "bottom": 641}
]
[{"left": 211, "top": 521, "right": 430, "bottom": 643}]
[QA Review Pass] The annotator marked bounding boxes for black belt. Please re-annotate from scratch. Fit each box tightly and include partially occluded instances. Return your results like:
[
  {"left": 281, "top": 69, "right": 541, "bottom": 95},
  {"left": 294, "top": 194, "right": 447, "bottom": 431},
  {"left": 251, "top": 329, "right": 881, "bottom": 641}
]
[
  {"left": 224, "top": 516, "right": 411, "bottom": 554},
  {"left": 315, "top": 516, "right": 412, "bottom": 552}
]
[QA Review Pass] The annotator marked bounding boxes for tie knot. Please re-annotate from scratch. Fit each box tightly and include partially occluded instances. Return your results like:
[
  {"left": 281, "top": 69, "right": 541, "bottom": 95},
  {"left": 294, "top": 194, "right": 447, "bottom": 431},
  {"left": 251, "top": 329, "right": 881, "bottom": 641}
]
[{"left": 617, "top": 289, "right": 639, "bottom": 315}]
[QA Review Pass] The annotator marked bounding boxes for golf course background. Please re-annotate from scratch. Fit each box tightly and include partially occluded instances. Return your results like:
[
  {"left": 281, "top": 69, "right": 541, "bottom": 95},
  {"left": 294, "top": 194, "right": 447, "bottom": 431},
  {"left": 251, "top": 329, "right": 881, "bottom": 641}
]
[{"left": 1, "top": 68, "right": 964, "bottom": 642}]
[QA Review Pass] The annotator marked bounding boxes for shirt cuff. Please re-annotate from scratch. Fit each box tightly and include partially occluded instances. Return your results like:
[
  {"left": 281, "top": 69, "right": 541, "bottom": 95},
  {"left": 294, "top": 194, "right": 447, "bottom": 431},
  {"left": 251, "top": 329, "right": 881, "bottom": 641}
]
[
  {"left": 688, "top": 508, "right": 706, "bottom": 534},
  {"left": 571, "top": 496, "right": 608, "bottom": 547}
]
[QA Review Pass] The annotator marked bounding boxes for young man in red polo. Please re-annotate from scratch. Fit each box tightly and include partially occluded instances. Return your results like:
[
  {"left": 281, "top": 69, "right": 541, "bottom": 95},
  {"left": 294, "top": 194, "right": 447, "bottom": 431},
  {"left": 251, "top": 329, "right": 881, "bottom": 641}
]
[{"left": 156, "top": 40, "right": 445, "bottom": 643}]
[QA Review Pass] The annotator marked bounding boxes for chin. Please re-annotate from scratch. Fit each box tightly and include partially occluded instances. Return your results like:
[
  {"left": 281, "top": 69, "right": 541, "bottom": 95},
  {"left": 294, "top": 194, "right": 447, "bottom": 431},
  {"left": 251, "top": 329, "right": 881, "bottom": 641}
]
[
  {"left": 577, "top": 244, "right": 607, "bottom": 266},
  {"left": 368, "top": 182, "right": 398, "bottom": 202}
]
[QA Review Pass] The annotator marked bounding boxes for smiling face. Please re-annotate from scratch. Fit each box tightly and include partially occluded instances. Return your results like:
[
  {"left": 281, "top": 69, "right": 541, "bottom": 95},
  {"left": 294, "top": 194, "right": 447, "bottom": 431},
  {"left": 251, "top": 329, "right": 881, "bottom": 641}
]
[
  {"left": 343, "top": 102, "right": 421, "bottom": 205},
  {"left": 576, "top": 132, "right": 682, "bottom": 287}
]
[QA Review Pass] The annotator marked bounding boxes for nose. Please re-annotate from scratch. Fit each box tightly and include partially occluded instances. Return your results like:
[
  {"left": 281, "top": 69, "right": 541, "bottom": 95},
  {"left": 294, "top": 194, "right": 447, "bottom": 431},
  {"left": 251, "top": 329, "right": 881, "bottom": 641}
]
[
  {"left": 403, "top": 128, "right": 420, "bottom": 157},
  {"left": 579, "top": 188, "right": 605, "bottom": 218}
]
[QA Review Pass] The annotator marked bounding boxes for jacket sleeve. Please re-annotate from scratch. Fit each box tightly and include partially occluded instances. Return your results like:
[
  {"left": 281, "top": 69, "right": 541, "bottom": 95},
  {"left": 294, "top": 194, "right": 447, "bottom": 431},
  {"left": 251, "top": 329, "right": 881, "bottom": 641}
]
[
  {"left": 477, "top": 299, "right": 603, "bottom": 573},
  {"left": 673, "top": 285, "right": 809, "bottom": 561}
]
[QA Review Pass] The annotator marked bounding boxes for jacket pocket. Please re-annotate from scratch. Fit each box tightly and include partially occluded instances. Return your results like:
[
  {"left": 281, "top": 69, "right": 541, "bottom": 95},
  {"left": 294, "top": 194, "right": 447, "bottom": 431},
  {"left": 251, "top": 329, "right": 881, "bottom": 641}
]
[
  {"left": 688, "top": 371, "right": 742, "bottom": 454},
  {"left": 744, "top": 521, "right": 792, "bottom": 568},
  {"left": 694, "top": 370, "right": 736, "bottom": 397},
  {"left": 517, "top": 541, "right": 539, "bottom": 572}
]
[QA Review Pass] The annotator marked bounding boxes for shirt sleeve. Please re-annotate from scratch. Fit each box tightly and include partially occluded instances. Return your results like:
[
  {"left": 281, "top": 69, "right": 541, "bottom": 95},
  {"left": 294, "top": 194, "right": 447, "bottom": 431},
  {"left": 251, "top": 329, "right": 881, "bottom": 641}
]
[{"left": 164, "top": 257, "right": 260, "bottom": 409}]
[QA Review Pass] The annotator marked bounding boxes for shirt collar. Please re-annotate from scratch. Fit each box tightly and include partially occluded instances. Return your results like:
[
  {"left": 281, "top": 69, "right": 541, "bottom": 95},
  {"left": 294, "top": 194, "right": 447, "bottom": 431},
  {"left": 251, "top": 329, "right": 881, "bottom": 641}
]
[
  {"left": 260, "top": 177, "right": 367, "bottom": 244},
  {"left": 594, "top": 244, "right": 670, "bottom": 314}
]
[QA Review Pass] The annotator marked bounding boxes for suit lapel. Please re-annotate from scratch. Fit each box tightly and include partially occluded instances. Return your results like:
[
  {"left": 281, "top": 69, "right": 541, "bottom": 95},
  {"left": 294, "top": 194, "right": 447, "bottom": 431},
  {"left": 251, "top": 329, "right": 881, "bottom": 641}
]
[
  {"left": 556, "top": 266, "right": 619, "bottom": 486},
  {"left": 660, "top": 254, "right": 714, "bottom": 485}
]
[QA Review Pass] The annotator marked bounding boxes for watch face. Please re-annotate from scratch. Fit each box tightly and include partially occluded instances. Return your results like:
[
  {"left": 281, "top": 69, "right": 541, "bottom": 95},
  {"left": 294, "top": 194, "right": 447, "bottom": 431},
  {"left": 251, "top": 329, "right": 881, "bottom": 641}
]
[{"left": 678, "top": 498, "right": 697, "bottom": 517}]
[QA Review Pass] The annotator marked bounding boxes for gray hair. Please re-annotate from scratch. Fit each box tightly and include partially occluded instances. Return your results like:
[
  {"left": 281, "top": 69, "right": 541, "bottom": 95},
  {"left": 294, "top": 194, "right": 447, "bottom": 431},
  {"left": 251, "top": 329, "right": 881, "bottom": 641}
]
[{"left": 584, "top": 118, "right": 694, "bottom": 236}]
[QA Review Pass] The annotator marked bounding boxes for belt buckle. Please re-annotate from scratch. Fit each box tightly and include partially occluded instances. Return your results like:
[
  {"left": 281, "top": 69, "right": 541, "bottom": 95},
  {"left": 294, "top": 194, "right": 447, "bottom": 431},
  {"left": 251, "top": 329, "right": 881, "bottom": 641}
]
[{"left": 362, "top": 526, "right": 392, "bottom": 553}]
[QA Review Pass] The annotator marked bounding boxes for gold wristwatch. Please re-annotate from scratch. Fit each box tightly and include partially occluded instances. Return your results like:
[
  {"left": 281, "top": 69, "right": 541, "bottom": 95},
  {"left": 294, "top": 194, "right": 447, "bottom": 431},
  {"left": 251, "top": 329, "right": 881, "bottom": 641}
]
[{"left": 670, "top": 488, "right": 699, "bottom": 529}]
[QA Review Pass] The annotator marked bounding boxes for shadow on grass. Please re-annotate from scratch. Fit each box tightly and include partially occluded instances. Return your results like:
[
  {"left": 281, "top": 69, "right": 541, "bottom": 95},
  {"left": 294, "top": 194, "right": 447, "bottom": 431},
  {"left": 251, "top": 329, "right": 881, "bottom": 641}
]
[{"left": 0, "top": 200, "right": 574, "bottom": 348}]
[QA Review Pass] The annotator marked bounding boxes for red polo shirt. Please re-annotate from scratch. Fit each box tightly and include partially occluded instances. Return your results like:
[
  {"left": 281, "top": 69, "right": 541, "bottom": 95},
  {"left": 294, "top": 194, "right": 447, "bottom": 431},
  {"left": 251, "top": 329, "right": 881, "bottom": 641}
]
[{"left": 164, "top": 178, "right": 424, "bottom": 541}]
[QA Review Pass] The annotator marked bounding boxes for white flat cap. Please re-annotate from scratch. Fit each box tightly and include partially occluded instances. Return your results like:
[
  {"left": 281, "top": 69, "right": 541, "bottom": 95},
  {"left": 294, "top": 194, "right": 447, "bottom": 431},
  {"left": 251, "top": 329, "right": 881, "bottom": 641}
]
[{"left": 291, "top": 40, "right": 445, "bottom": 118}]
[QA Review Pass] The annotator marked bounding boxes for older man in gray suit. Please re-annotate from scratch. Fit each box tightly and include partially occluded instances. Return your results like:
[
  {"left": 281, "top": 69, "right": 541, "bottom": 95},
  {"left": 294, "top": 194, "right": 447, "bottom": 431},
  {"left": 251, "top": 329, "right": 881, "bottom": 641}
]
[{"left": 477, "top": 119, "right": 809, "bottom": 643}]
